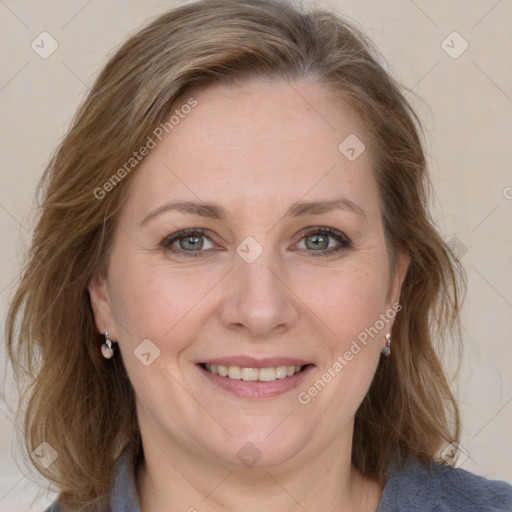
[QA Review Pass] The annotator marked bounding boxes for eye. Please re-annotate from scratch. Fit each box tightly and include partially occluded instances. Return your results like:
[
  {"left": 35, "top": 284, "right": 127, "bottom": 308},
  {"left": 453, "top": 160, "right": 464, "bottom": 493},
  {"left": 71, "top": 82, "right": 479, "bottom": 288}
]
[
  {"left": 161, "top": 226, "right": 352, "bottom": 258},
  {"left": 161, "top": 228, "right": 216, "bottom": 257},
  {"left": 294, "top": 227, "right": 352, "bottom": 257}
]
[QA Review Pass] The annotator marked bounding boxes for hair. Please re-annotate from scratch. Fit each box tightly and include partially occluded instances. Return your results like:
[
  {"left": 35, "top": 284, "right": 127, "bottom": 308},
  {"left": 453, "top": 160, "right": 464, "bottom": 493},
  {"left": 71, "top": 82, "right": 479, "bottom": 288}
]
[{"left": 6, "top": 0, "right": 466, "bottom": 510}]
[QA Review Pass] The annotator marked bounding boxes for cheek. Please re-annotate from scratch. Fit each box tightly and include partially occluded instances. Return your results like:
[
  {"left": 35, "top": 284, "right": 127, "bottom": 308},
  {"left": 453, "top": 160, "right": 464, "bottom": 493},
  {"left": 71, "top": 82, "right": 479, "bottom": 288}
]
[
  {"left": 306, "top": 260, "right": 390, "bottom": 342},
  {"left": 297, "top": 266, "right": 387, "bottom": 418},
  {"left": 106, "top": 254, "right": 210, "bottom": 419},
  {"left": 107, "top": 249, "right": 212, "bottom": 352},
  {"left": 297, "top": 258, "right": 389, "bottom": 406}
]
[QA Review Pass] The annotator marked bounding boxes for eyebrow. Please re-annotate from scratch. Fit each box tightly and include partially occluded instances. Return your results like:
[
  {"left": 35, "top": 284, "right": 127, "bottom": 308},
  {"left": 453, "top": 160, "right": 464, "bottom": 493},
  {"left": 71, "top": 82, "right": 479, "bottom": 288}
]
[{"left": 140, "top": 198, "right": 366, "bottom": 226}]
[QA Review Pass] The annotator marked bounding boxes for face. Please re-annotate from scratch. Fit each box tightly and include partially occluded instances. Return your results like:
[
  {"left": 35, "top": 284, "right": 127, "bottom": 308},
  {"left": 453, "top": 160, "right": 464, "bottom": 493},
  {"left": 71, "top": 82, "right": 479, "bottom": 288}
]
[{"left": 89, "top": 77, "right": 409, "bottom": 471}]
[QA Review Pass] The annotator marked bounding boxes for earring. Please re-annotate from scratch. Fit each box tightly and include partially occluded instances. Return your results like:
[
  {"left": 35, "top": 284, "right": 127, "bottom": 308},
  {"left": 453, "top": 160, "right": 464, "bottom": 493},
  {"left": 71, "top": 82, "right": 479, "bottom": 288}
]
[
  {"left": 101, "top": 331, "right": 115, "bottom": 359},
  {"left": 381, "top": 333, "right": 391, "bottom": 357}
]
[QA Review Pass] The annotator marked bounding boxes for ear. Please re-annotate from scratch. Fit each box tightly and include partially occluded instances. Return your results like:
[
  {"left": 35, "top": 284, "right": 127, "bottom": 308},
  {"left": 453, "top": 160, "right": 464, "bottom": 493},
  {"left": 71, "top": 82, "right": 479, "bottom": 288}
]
[
  {"left": 88, "top": 274, "right": 118, "bottom": 340},
  {"left": 385, "top": 249, "right": 410, "bottom": 311}
]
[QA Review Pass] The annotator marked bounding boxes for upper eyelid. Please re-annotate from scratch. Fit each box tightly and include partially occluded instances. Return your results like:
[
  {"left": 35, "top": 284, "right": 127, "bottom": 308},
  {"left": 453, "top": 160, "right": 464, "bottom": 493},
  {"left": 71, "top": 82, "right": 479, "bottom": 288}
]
[{"left": 296, "top": 226, "right": 350, "bottom": 241}]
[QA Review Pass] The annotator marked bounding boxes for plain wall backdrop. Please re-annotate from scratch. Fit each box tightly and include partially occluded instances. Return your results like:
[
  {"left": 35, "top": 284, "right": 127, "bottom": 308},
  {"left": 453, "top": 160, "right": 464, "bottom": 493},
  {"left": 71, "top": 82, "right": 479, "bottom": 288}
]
[{"left": 1, "top": 0, "right": 511, "bottom": 510}]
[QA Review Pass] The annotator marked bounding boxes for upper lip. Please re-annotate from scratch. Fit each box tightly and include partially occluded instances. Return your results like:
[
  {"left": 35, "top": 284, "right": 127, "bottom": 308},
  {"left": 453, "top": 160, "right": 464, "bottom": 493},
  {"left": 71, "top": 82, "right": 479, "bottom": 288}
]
[{"left": 199, "top": 357, "right": 313, "bottom": 368}]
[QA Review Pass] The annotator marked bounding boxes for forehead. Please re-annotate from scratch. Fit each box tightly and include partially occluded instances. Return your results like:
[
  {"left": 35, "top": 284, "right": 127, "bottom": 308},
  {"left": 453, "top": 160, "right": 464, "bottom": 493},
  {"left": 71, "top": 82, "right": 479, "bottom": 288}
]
[{"left": 120, "top": 78, "right": 380, "bottom": 224}]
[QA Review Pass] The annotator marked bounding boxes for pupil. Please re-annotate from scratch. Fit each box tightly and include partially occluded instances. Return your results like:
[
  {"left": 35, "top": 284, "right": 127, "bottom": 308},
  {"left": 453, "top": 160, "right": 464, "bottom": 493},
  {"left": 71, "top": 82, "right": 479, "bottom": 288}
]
[
  {"left": 307, "top": 234, "right": 328, "bottom": 250},
  {"left": 181, "top": 236, "right": 203, "bottom": 250}
]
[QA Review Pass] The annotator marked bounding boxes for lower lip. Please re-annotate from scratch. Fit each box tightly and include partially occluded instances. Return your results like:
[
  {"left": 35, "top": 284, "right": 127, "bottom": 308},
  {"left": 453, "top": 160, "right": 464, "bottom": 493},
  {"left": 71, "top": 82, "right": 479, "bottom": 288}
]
[{"left": 198, "top": 364, "right": 314, "bottom": 398}]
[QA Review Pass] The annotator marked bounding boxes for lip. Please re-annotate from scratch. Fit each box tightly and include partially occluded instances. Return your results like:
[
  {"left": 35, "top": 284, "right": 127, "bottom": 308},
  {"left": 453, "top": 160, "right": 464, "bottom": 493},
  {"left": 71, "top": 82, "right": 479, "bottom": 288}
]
[
  {"left": 198, "top": 362, "right": 315, "bottom": 399},
  {"left": 198, "top": 356, "right": 312, "bottom": 368}
]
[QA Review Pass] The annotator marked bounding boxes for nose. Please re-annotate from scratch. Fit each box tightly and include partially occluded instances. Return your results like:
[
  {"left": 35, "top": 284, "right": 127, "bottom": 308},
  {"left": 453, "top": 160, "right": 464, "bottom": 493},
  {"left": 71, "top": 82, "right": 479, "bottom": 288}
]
[{"left": 218, "top": 246, "right": 299, "bottom": 339}]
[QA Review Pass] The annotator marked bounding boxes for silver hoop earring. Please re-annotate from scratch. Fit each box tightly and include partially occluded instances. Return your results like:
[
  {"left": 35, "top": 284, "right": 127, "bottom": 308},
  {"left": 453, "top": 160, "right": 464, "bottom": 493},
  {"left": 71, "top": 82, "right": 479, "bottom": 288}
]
[
  {"left": 101, "top": 331, "right": 115, "bottom": 359},
  {"left": 382, "top": 333, "right": 391, "bottom": 357}
]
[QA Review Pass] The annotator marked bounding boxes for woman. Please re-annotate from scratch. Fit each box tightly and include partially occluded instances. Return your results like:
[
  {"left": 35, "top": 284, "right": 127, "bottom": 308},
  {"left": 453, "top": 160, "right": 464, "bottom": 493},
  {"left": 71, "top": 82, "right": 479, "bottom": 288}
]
[{"left": 6, "top": 0, "right": 512, "bottom": 511}]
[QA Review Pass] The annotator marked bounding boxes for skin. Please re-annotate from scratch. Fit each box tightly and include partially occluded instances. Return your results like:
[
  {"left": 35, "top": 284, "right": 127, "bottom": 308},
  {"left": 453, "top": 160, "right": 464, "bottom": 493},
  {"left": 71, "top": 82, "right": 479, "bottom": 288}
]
[{"left": 89, "top": 77, "right": 409, "bottom": 512}]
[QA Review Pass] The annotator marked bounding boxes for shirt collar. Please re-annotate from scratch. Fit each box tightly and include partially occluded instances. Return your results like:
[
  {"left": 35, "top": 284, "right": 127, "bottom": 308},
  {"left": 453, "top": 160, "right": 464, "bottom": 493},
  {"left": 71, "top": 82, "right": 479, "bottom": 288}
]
[{"left": 111, "top": 449, "right": 142, "bottom": 512}]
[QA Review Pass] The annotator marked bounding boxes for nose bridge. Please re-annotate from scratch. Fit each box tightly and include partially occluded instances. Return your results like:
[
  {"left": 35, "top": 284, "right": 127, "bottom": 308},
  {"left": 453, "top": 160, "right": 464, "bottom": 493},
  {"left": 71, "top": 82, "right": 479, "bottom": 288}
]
[{"left": 219, "top": 239, "right": 298, "bottom": 338}]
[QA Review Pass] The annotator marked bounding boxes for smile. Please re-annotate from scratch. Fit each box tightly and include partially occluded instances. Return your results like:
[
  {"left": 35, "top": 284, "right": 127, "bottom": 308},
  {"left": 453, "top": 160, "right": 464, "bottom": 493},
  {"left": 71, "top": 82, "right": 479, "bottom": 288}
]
[
  {"left": 198, "top": 362, "right": 314, "bottom": 398},
  {"left": 203, "top": 363, "right": 303, "bottom": 382}
]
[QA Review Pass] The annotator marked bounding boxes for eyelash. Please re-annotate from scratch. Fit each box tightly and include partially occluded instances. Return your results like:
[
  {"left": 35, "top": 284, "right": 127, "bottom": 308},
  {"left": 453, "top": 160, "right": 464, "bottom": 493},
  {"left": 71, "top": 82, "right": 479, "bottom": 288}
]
[{"left": 161, "top": 227, "right": 352, "bottom": 258}]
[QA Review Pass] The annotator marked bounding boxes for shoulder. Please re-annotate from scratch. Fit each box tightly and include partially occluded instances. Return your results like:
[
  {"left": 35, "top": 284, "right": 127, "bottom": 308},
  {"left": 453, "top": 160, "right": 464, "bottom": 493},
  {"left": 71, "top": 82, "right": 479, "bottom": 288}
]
[
  {"left": 41, "top": 448, "right": 141, "bottom": 512},
  {"left": 42, "top": 502, "right": 61, "bottom": 512},
  {"left": 378, "top": 460, "right": 512, "bottom": 512}
]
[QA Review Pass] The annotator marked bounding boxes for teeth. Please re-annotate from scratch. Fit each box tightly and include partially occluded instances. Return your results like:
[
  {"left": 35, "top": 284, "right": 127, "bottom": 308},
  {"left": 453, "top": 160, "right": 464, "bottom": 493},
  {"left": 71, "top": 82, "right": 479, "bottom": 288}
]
[
  {"left": 228, "top": 366, "right": 242, "bottom": 380},
  {"left": 275, "top": 366, "right": 287, "bottom": 379},
  {"left": 241, "top": 367, "right": 258, "bottom": 381},
  {"left": 204, "top": 363, "right": 303, "bottom": 382},
  {"left": 259, "top": 367, "right": 276, "bottom": 381}
]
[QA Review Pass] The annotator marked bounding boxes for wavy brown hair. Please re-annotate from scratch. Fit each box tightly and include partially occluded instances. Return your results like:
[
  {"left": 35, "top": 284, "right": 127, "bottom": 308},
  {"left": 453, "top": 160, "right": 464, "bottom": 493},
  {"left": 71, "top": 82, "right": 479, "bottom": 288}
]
[{"left": 6, "top": 0, "right": 466, "bottom": 509}]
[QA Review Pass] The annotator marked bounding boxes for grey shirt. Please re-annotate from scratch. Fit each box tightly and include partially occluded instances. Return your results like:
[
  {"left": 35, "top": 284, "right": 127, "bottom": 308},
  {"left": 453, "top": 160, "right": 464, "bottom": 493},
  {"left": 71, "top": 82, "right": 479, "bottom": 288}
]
[{"left": 44, "top": 451, "right": 512, "bottom": 511}]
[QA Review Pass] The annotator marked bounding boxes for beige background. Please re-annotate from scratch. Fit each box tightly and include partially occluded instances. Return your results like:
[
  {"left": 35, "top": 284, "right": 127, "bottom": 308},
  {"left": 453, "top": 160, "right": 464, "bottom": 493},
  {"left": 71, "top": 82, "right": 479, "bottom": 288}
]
[{"left": 1, "top": 0, "right": 511, "bottom": 510}]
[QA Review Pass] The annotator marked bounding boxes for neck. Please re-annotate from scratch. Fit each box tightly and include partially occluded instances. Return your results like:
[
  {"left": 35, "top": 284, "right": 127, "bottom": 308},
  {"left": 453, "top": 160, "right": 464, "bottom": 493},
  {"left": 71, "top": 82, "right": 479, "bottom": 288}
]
[{"left": 136, "top": 431, "right": 383, "bottom": 512}]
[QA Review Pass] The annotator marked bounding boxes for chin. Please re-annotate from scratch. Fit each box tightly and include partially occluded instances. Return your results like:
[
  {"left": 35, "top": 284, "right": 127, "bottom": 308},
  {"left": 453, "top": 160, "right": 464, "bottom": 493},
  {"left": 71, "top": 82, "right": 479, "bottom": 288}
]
[{"left": 202, "top": 424, "right": 308, "bottom": 470}]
